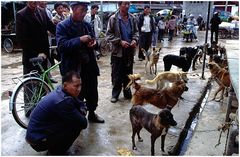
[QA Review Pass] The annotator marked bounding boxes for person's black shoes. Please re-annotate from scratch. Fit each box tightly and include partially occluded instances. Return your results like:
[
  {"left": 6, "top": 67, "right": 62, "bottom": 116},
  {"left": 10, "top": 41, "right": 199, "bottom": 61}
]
[
  {"left": 88, "top": 112, "right": 105, "bottom": 123},
  {"left": 110, "top": 97, "right": 118, "bottom": 103}
]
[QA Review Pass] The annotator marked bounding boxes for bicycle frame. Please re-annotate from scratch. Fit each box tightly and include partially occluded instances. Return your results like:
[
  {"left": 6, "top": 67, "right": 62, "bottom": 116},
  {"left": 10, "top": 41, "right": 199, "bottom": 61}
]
[{"left": 40, "top": 62, "right": 61, "bottom": 90}]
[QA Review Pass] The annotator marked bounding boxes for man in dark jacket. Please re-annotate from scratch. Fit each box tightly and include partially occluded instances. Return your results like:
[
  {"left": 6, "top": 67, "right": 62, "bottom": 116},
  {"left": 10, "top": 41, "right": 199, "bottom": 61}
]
[
  {"left": 26, "top": 71, "right": 88, "bottom": 155},
  {"left": 56, "top": 1, "right": 104, "bottom": 123},
  {"left": 138, "top": 5, "right": 155, "bottom": 61},
  {"left": 210, "top": 12, "right": 222, "bottom": 44},
  {"left": 16, "top": 1, "right": 56, "bottom": 75}
]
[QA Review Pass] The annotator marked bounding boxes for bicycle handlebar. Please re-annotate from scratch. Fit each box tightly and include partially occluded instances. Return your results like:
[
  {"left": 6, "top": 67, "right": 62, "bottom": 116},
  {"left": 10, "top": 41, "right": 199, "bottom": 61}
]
[{"left": 29, "top": 56, "right": 45, "bottom": 64}]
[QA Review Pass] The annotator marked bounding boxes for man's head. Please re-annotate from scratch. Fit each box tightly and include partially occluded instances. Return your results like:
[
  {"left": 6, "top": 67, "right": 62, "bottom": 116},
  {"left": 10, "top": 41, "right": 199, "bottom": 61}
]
[
  {"left": 62, "top": 71, "right": 81, "bottom": 97},
  {"left": 38, "top": 1, "right": 47, "bottom": 9},
  {"left": 118, "top": 1, "right": 130, "bottom": 15},
  {"left": 54, "top": 2, "right": 64, "bottom": 15},
  {"left": 70, "top": 1, "right": 90, "bottom": 21},
  {"left": 143, "top": 5, "right": 151, "bottom": 15},
  {"left": 27, "top": 1, "right": 39, "bottom": 11},
  {"left": 91, "top": 4, "right": 99, "bottom": 15},
  {"left": 62, "top": 2, "right": 70, "bottom": 13}
]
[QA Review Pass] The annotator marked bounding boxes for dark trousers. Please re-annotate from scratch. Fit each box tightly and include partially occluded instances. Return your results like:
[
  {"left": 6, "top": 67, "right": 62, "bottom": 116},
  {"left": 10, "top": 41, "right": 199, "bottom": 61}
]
[
  {"left": 139, "top": 32, "right": 152, "bottom": 59},
  {"left": 159, "top": 29, "right": 164, "bottom": 41},
  {"left": 111, "top": 49, "right": 133, "bottom": 99},
  {"left": 168, "top": 29, "right": 174, "bottom": 41},
  {"left": 29, "top": 126, "right": 81, "bottom": 155},
  {"left": 78, "top": 72, "right": 98, "bottom": 112},
  {"left": 211, "top": 30, "right": 219, "bottom": 44}
]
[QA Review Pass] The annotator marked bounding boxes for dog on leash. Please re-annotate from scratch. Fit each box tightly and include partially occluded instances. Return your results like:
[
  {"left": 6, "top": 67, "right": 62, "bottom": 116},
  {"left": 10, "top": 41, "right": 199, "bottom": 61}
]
[
  {"left": 208, "top": 62, "right": 231, "bottom": 101},
  {"left": 145, "top": 71, "right": 188, "bottom": 89},
  {"left": 126, "top": 74, "right": 188, "bottom": 109},
  {"left": 142, "top": 48, "right": 161, "bottom": 75},
  {"left": 130, "top": 105, "right": 177, "bottom": 155},
  {"left": 212, "top": 55, "right": 228, "bottom": 68}
]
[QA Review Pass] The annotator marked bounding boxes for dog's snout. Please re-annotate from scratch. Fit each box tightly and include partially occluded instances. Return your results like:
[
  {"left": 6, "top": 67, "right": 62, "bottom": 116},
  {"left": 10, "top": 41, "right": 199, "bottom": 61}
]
[
  {"left": 184, "top": 86, "right": 189, "bottom": 91},
  {"left": 184, "top": 79, "right": 188, "bottom": 83}
]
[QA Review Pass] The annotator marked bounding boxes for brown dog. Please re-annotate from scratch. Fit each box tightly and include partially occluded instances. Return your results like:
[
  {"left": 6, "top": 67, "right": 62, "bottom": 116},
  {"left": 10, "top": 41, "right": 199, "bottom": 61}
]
[
  {"left": 142, "top": 48, "right": 161, "bottom": 75},
  {"left": 208, "top": 62, "right": 231, "bottom": 101},
  {"left": 130, "top": 105, "right": 177, "bottom": 155},
  {"left": 127, "top": 74, "right": 188, "bottom": 109}
]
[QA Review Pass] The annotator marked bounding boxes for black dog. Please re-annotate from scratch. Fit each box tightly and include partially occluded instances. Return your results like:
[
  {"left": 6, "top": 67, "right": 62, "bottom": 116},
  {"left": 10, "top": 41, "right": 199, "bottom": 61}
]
[
  {"left": 130, "top": 105, "right": 177, "bottom": 156},
  {"left": 163, "top": 54, "right": 192, "bottom": 72},
  {"left": 179, "top": 46, "right": 204, "bottom": 71},
  {"left": 163, "top": 46, "right": 202, "bottom": 72}
]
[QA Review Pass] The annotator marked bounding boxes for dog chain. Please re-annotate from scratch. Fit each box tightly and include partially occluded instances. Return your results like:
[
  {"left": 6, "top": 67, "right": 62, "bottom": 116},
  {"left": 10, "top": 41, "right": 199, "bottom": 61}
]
[{"left": 171, "top": 122, "right": 236, "bottom": 148}]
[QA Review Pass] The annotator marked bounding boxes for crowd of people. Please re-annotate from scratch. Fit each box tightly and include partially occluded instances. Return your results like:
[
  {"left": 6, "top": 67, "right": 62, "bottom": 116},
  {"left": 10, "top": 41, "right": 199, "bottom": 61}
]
[{"left": 15, "top": 1, "right": 222, "bottom": 155}]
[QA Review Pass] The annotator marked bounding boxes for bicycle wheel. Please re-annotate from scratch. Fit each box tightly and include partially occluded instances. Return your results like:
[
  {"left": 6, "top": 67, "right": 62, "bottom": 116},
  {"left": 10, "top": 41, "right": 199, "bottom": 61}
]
[
  {"left": 10, "top": 77, "right": 51, "bottom": 129},
  {"left": 3, "top": 38, "right": 14, "bottom": 53}
]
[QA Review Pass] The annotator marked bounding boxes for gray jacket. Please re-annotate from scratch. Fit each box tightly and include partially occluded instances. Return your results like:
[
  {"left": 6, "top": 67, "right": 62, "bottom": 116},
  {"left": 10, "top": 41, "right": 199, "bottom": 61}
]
[{"left": 106, "top": 11, "right": 139, "bottom": 57}]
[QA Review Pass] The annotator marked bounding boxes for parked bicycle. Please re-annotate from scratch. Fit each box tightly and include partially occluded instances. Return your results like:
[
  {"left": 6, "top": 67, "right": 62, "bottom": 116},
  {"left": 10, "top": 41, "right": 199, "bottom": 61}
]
[{"left": 9, "top": 56, "right": 60, "bottom": 129}]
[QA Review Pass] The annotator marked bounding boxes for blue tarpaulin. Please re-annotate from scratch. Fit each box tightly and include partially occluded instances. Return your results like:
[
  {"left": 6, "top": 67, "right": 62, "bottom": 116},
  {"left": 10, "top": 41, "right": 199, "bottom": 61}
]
[{"left": 129, "top": 4, "right": 140, "bottom": 13}]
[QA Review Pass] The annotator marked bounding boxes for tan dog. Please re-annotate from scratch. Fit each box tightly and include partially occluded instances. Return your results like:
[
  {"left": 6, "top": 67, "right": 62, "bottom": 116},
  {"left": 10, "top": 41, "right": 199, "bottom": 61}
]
[
  {"left": 208, "top": 62, "right": 231, "bottom": 101},
  {"left": 145, "top": 71, "right": 188, "bottom": 89},
  {"left": 127, "top": 74, "right": 188, "bottom": 109},
  {"left": 142, "top": 48, "right": 161, "bottom": 75}
]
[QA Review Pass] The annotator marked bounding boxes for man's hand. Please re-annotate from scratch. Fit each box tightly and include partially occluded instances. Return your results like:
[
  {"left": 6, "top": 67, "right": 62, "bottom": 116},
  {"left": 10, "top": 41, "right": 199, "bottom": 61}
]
[
  {"left": 120, "top": 40, "right": 130, "bottom": 48},
  {"left": 87, "top": 39, "right": 97, "bottom": 48},
  {"left": 80, "top": 35, "right": 92, "bottom": 43},
  {"left": 38, "top": 53, "right": 47, "bottom": 59},
  {"left": 130, "top": 40, "right": 137, "bottom": 48}
]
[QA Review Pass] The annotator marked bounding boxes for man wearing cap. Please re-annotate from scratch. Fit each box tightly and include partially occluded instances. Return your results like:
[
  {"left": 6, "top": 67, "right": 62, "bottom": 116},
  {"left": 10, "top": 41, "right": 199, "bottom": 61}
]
[
  {"left": 106, "top": 1, "right": 139, "bottom": 103},
  {"left": 56, "top": 1, "right": 104, "bottom": 123}
]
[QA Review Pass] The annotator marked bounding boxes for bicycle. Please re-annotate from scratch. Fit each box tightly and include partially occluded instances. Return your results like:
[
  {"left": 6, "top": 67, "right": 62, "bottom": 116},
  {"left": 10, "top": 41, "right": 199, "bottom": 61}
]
[{"left": 9, "top": 56, "right": 60, "bottom": 129}]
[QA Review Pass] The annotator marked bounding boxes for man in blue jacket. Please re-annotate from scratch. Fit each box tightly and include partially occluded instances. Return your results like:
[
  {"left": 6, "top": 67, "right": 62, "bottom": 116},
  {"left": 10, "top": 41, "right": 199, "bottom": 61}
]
[
  {"left": 56, "top": 1, "right": 104, "bottom": 123},
  {"left": 26, "top": 71, "right": 87, "bottom": 155}
]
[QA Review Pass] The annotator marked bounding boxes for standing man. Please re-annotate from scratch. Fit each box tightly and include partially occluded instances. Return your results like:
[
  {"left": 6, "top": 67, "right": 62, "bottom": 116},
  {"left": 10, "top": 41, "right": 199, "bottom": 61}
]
[
  {"left": 167, "top": 15, "right": 176, "bottom": 42},
  {"left": 26, "top": 71, "right": 88, "bottom": 155},
  {"left": 56, "top": 1, "right": 104, "bottom": 123},
  {"left": 84, "top": 4, "right": 102, "bottom": 40},
  {"left": 16, "top": 1, "right": 56, "bottom": 75},
  {"left": 210, "top": 12, "right": 222, "bottom": 44},
  {"left": 138, "top": 5, "right": 155, "bottom": 61},
  {"left": 106, "top": 1, "right": 139, "bottom": 103},
  {"left": 158, "top": 16, "right": 165, "bottom": 42},
  {"left": 84, "top": 4, "right": 102, "bottom": 59},
  {"left": 52, "top": 2, "right": 67, "bottom": 25}
]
